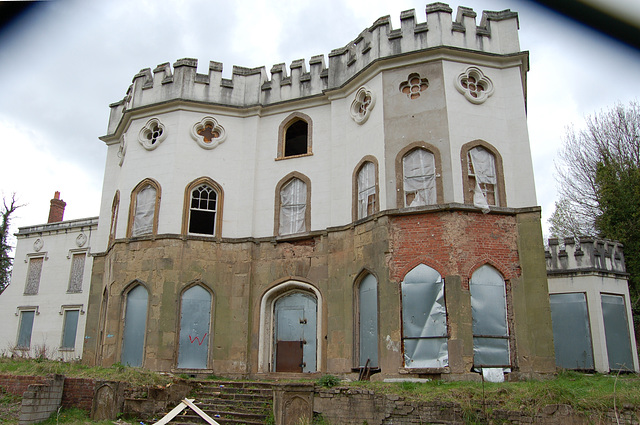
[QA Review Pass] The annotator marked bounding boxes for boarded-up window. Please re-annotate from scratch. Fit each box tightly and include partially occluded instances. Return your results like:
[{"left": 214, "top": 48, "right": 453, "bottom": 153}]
[
  {"left": 279, "top": 178, "right": 307, "bottom": 235},
  {"left": 188, "top": 185, "right": 217, "bottom": 235},
  {"left": 67, "top": 253, "right": 86, "bottom": 293},
  {"left": 178, "top": 285, "right": 212, "bottom": 369},
  {"left": 470, "top": 265, "right": 509, "bottom": 367},
  {"left": 121, "top": 285, "right": 148, "bottom": 367},
  {"left": 17, "top": 310, "right": 35, "bottom": 349},
  {"left": 284, "top": 120, "right": 308, "bottom": 157},
  {"left": 358, "top": 274, "right": 378, "bottom": 367},
  {"left": 24, "top": 257, "right": 43, "bottom": 295},
  {"left": 131, "top": 185, "right": 156, "bottom": 237},
  {"left": 357, "top": 162, "right": 376, "bottom": 219},
  {"left": 401, "top": 264, "right": 447, "bottom": 368},
  {"left": 61, "top": 309, "right": 79, "bottom": 349},
  {"left": 601, "top": 294, "right": 635, "bottom": 371},
  {"left": 468, "top": 146, "right": 498, "bottom": 211},
  {"left": 549, "top": 293, "right": 594, "bottom": 370},
  {"left": 403, "top": 149, "right": 436, "bottom": 207}
]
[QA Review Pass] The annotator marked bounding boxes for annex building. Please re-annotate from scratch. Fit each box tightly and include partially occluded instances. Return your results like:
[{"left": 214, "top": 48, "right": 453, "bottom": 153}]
[{"left": 6, "top": 3, "right": 635, "bottom": 380}]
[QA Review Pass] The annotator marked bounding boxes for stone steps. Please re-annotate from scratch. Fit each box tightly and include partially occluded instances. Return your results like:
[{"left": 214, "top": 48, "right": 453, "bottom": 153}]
[{"left": 162, "top": 381, "right": 273, "bottom": 425}]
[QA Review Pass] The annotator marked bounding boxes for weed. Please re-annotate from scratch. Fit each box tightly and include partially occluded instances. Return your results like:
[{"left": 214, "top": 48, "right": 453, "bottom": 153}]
[{"left": 317, "top": 374, "right": 340, "bottom": 388}]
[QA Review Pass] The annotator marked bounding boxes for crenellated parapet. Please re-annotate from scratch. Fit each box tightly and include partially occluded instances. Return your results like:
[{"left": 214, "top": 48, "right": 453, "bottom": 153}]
[
  {"left": 106, "top": 3, "right": 521, "bottom": 135},
  {"left": 545, "top": 237, "right": 626, "bottom": 275}
]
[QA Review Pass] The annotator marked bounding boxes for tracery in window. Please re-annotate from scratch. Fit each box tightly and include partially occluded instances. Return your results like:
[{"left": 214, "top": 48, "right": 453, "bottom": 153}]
[
  {"left": 403, "top": 149, "right": 437, "bottom": 207},
  {"left": 128, "top": 179, "right": 161, "bottom": 237},
  {"left": 455, "top": 66, "right": 494, "bottom": 104},
  {"left": 189, "top": 185, "right": 217, "bottom": 235},
  {"left": 277, "top": 112, "right": 313, "bottom": 159},
  {"left": 191, "top": 116, "right": 227, "bottom": 150},
  {"left": 357, "top": 162, "right": 376, "bottom": 219},
  {"left": 350, "top": 86, "right": 375, "bottom": 124},
  {"left": 276, "top": 174, "right": 310, "bottom": 236},
  {"left": 399, "top": 73, "right": 429, "bottom": 99},
  {"left": 138, "top": 118, "right": 166, "bottom": 150}
]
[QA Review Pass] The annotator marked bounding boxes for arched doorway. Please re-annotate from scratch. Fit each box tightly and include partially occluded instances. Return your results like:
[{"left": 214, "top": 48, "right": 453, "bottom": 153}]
[
  {"left": 177, "top": 284, "right": 212, "bottom": 369},
  {"left": 274, "top": 292, "right": 317, "bottom": 372}
]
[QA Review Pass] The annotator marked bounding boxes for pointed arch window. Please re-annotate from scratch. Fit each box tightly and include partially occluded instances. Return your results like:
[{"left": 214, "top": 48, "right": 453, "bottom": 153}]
[
  {"left": 275, "top": 173, "right": 311, "bottom": 236},
  {"left": 128, "top": 179, "right": 161, "bottom": 237},
  {"left": 401, "top": 264, "right": 448, "bottom": 368},
  {"left": 177, "top": 284, "right": 213, "bottom": 369},
  {"left": 470, "top": 265, "right": 510, "bottom": 367},
  {"left": 355, "top": 273, "right": 378, "bottom": 368},
  {"left": 277, "top": 112, "right": 313, "bottom": 159},
  {"left": 109, "top": 191, "right": 120, "bottom": 244},
  {"left": 182, "top": 178, "right": 224, "bottom": 237},
  {"left": 355, "top": 160, "right": 377, "bottom": 220},
  {"left": 121, "top": 284, "right": 148, "bottom": 367},
  {"left": 402, "top": 148, "right": 437, "bottom": 207},
  {"left": 462, "top": 142, "right": 505, "bottom": 212}
]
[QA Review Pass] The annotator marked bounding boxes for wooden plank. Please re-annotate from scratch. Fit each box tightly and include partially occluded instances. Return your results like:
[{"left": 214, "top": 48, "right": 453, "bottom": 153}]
[
  {"left": 182, "top": 398, "right": 220, "bottom": 425},
  {"left": 152, "top": 399, "right": 191, "bottom": 425}
]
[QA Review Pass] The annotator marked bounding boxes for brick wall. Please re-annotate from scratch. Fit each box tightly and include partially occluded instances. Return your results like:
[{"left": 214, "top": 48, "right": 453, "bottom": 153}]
[
  {"left": 61, "top": 377, "right": 95, "bottom": 412},
  {"left": 18, "top": 374, "right": 65, "bottom": 425},
  {"left": 389, "top": 210, "right": 520, "bottom": 286},
  {"left": 0, "top": 375, "right": 48, "bottom": 397}
]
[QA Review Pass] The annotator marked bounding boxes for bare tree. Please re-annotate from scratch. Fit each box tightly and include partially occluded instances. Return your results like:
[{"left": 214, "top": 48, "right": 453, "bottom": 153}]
[
  {"left": 0, "top": 194, "right": 22, "bottom": 294},
  {"left": 551, "top": 101, "right": 640, "bottom": 238}
]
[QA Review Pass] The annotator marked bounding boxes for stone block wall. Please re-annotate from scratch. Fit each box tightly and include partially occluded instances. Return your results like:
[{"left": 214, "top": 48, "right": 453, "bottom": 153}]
[{"left": 18, "top": 374, "right": 64, "bottom": 425}]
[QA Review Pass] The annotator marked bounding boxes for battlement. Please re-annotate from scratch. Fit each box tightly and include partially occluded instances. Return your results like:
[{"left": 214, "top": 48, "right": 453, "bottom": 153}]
[
  {"left": 105, "top": 3, "right": 521, "bottom": 135},
  {"left": 545, "top": 237, "right": 626, "bottom": 275}
]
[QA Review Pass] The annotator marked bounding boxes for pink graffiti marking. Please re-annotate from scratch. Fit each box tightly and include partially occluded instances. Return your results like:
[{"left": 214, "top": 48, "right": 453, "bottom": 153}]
[{"left": 188, "top": 333, "right": 208, "bottom": 345}]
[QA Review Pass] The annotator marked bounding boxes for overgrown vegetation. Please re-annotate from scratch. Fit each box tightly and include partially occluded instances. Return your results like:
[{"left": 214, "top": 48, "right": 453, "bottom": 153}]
[
  {"left": 0, "top": 357, "right": 172, "bottom": 387},
  {"left": 317, "top": 374, "right": 340, "bottom": 388}
]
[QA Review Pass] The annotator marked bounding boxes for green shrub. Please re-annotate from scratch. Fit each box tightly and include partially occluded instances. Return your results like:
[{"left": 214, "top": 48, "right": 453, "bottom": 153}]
[{"left": 317, "top": 374, "right": 340, "bottom": 388}]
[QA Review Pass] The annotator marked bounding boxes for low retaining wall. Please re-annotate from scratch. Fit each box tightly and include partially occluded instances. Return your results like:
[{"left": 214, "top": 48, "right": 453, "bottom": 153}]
[{"left": 18, "top": 374, "right": 64, "bottom": 425}]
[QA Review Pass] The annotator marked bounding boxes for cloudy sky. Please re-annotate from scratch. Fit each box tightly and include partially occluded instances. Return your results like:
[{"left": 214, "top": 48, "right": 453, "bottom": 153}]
[{"left": 0, "top": 0, "right": 638, "bottom": 244}]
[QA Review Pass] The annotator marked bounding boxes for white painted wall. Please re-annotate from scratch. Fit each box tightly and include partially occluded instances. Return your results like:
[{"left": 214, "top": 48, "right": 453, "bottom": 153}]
[{"left": 0, "top": 218, "right": 97, "bottom": 360}]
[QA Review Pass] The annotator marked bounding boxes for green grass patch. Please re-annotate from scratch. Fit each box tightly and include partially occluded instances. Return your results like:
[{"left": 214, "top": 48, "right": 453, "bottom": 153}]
[{"left": 0, "top": 357, "right": 172, "bottom": 387}]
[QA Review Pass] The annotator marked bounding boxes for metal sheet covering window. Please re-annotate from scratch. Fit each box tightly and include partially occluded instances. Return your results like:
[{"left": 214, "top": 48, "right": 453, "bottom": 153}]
[
  {"left": 470, "top": 265, "right": 509, "bottom": 367},
  {"left": 402, "top": 149, "right": 436, "bottom": 207},
  {"left": 358, "top": 274, "right": 378, "bottom": 367},
  {"left": 549, "top": 293, "right": 594, "bottom": 370},
  {"left": 121, "top": 285, "right": 148, "bottom": 367},
  {"left": 61, "top": 309, "right": 79, "bottom": 350},
  {"left": 178, "top": 285, "right": 211, "bottom": 369},
  {"left": 401, "top": 264, "right": 447, "bottom": 368},
  {"left": 601, "top": 294, "right": 634, "bottom": 371},
  {"left": 279, "top": 178, "right": 306, "bottom": 235}
]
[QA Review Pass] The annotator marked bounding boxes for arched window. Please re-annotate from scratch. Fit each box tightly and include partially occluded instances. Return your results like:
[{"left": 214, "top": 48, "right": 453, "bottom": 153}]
[
  {"left": 275, "top": 173, "right": 311, "bottom": 236},
  {"left": 461, "top": 141, "right": 505, "bottom": 211},
  {"left": 395, "top": 143, "right": 443, "bottom": 208},
  {"left": 128, "top": 179, "right": 161, "bottom": 237},
  {"left": 177, "top": 284, "right": 213, "bottom": 369},
  {"left": 355, "top": 160, "right": 377, "bottom": 220},
  {"left": 109, "top": 191, "right": 120, "bottom": 244},
  {"left": 355, "top": 273, "right": 378, "bottom": 368},
  {"left": 470, "top": 265, "right": 510, "bottom": 367},
  {"left": 121, "top": 284, "right": 148, "bottom": 367},
  {"left": 277, "top": 112, "right": 313, "bottom": 159},
  {"left": 182, "top": 178, "right": 224, "bottom": 237},
  {"left": 401, "top": 264, "right": 447, "bottom": 368}
]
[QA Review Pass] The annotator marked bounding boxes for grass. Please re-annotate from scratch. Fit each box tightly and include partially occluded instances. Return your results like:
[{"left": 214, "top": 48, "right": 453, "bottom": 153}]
[
  {"left": 0, "top": 357, "right": 173, "bottom": 387},
  {"left": 349, "top": 370, "right": 640, "bottom": 417}
]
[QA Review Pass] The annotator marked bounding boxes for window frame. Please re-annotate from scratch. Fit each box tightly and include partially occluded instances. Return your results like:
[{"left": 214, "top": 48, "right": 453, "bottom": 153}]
[
  {"left": 274, "top": 172, "right": 311, "bottom": 236},
  {"left": 276, "top": 112, "right": 313, "bottom": 160},
  {"left": 59, "top": 305, "right": 83, "bottom": 351},
  {"left": 461, "top": 140, "right": 506, "bottom": 207},
  {"left": 24, "top": 254, "right": 45, "bottom": 295},
  {"left": 127, "top": 178, "right": 161, "bottom": 238},
  {"left": 353, "top": 270, "right": 380, "bottom": 369},
  {"left": 181, "top": 177, "right": 224, "bottom": 238},
  {"left": 395, "top": 142, "right": 444, "bottom": 208},
  {"left": 109, "top": 190, "right": 120, "bottom": 245},
  {"left": 352, "top": 156, "right": 379, "bottom": 221},
  {"left": 16, "top": 307, "right": 38, "bottom": 350}
]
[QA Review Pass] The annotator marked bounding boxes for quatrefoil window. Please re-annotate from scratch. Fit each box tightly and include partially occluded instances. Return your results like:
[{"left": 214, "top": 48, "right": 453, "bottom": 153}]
[
  {"left": 455, "top": 67, "right": 494, "bottom": 104},
  {"left": 349, "top": 86, "right": 375, "bottom": 124},
  {"left": 400, "top": 73, "right": 429, "bottom": 99},
  {"left": 191, "top": 117, "right": 227, "bottom": 150},
  {"left": 138, "top": 118, "right": 166, "bottom": 150}
]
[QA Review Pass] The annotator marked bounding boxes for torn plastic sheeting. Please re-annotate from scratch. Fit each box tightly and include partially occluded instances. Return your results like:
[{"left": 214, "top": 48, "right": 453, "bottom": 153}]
[
  {"left": 357, "top": 162, "right": 376, "bottom": 218},
  {"left": 403, "top": 337, "right": 448, "bottom": 368},
  {"left": 403, "top": 149, "right": 436, "bottom": 207},
  {"left": 473, "top": 337, "right": 509, "bottom": 367},
  {"left": 132, "top": 185, "right": 156, "bottom": 236},
  {"left": 468, "top": 146, "right": 496, "bottom": 212}
]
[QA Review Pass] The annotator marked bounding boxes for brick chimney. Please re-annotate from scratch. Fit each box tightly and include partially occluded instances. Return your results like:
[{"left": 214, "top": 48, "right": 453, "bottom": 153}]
[{"left": 47, "top": 191, "right": 66, "bottom": 223}]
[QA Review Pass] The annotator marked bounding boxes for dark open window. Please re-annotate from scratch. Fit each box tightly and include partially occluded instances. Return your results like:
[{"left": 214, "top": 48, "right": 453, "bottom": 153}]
[
  {"left": 284, "top": 120, "right": 308, "bottom": 157},
  {"left": 189, "top": 184, "right": 217, "bottom": 235}
]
